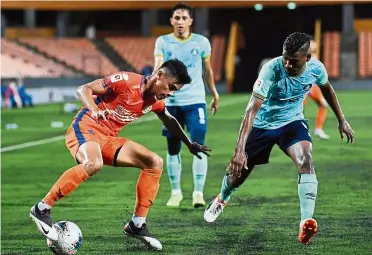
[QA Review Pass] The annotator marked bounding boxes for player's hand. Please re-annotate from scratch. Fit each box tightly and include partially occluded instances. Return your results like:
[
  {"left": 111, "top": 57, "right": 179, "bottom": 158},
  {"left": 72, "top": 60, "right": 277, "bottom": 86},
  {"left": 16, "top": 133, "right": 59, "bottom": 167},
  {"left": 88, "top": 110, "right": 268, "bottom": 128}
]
[
  {"left": 338, "top": 119, "right": 354, "bottom": 143},
  {"left": 210, "top": 95, "right": 220, "bottom": 116},
  {"left": 91, "top": 109, "right": 110, "bottom": 123},
  {"left": 187, "top": 142, "right": 211, "bottom": 159},
  {"left": 227, "top": 148, "right": 248, "bottom": 178}
]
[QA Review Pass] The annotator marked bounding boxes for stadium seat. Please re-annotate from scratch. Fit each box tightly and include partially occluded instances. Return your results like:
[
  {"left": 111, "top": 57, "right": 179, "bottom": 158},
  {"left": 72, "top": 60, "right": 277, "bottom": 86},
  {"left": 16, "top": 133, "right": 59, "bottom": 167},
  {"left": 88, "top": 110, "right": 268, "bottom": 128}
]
[
  {"left": 1, "top": 39, "right": 74, "bottom": 77},
  {"left": 322, "top": 32, "right": 340, "bottom": 79},
  {"left": 1, "top": 54, "right": 53, "bottom": 78},
  {"left": 105, "top": 37, "right": 157, "bottom": 73},
  {"left": 358, "top": 32, "right": 372, "bottom": 78},
  {"left": 19, "top": 38, "right": 119, "bottom": 76},
  {"left": 210, "top": 35, "right": 226, "bottom": 82}
]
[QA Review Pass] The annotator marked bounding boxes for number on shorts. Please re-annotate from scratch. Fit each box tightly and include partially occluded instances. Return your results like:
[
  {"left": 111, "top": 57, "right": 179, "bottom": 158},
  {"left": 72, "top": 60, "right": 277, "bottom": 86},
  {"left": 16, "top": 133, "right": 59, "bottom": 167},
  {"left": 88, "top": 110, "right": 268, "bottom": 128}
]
[{"left": 198, "top": 108, "right": 206, "bottom": 124}]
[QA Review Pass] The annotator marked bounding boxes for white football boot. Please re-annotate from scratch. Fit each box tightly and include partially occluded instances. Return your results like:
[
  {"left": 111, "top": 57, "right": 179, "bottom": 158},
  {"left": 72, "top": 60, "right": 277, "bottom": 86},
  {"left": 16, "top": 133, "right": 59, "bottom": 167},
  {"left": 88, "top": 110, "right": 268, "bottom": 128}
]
[{"left": 204, "top": 195, "right": 226, "bottom": 223}]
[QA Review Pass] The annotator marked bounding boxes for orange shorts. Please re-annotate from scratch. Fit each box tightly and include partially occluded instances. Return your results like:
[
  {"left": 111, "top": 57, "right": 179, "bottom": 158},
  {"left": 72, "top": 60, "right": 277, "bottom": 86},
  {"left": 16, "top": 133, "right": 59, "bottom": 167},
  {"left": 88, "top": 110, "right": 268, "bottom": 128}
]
[
  {"left": 65, "top": 113, "right": 130, "bottom": 166},
  {"left": 307, "top": 85, "right": 324, "bottom": 101}
]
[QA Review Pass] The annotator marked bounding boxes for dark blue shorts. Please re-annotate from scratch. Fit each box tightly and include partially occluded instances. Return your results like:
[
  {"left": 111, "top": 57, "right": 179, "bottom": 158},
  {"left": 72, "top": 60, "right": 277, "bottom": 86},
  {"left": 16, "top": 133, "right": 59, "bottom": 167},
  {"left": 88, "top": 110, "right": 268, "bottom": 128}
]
[
  {"left": 162, "top": 103, "right": 207, "bottom": 145},
  {"left": 245, "top": 120, "right": 312, "bottom": 167}
]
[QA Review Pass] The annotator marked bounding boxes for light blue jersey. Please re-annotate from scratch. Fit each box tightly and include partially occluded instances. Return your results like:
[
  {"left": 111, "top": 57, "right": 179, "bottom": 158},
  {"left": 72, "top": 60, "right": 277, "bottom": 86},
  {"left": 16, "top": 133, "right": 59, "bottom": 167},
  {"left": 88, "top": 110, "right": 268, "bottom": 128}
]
[
  {"left": 252, "top": 56, "right": 328, "bottom": 129},
  {"left": 154, "top": 33, "right": 211, "bottom": 106}
]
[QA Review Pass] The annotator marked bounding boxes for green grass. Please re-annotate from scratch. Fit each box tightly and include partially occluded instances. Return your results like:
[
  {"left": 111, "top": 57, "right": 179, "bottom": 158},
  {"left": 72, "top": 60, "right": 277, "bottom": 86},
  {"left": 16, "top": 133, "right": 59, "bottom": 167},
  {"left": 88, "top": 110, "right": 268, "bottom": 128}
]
[{"left": 1, "top": 92, "right": 372, "bottom": 255}]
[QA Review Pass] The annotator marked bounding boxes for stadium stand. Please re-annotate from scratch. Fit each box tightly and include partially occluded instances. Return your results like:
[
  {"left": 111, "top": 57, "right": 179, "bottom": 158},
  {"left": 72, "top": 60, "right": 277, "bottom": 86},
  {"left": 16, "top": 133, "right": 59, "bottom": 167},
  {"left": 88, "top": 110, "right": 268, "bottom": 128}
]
[
  {"left": 1, "top": 39, "right": 75, "bottom": 77},
  {"left": 322, "top": 32, "right": 340, "bottom": 79},
  {"left": 358, "top": 32, "right": 372, "bottom": 78},
  {"left": 18, "top": 38, "right": 119, "bottom": 76}
]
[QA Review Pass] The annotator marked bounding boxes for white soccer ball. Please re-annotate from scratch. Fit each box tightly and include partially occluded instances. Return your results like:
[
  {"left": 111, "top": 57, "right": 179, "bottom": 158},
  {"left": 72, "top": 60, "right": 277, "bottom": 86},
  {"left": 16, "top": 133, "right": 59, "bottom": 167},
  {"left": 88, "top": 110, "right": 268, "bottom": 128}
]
[{"left": 46, "top": 221, "right": 83, "bottom": 255}]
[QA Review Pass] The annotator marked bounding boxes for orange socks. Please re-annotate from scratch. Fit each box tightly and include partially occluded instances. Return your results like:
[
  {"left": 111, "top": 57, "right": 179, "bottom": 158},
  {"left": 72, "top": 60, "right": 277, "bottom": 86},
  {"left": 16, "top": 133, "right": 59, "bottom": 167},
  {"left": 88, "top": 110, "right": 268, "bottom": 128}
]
[
  {"left": 43, "top": 164, "right": 89, "bottom": 207},
  {"left": 315, "top": 106, "right": 327, "bottom": 129},
  {"left": 134, "top": 169, "right": 162, "bottom": 217}
]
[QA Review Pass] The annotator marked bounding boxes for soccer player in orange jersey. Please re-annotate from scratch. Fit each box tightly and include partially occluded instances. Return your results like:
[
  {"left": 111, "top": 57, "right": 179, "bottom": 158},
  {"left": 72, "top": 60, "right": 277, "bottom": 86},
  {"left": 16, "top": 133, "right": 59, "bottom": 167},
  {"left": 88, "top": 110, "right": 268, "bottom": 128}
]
[
  {"left": 303, "top": 39, "right": 330, "bottom": 139},
  {"left": 29, "top": 59, "right": 211, "bottom": 251}
]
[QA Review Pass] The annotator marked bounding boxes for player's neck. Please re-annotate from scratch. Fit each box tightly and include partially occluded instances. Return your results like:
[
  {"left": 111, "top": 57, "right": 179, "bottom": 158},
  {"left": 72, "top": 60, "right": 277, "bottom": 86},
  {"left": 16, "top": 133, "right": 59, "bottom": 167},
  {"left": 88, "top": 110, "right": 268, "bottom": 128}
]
[
  {"left": 141, "top": 75, "right": 155, "bottom": 98},
  {"left": 173, "top": 31, "right": 191, "bottom": 40}
]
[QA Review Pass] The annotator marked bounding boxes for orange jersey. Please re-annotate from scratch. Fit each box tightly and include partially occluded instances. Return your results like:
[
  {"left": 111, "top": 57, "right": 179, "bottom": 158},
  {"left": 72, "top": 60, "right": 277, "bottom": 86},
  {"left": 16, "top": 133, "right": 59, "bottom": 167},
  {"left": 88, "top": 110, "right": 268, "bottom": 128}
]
[{"left": 74, "top": 72, "right": 165, "bottom": 136}]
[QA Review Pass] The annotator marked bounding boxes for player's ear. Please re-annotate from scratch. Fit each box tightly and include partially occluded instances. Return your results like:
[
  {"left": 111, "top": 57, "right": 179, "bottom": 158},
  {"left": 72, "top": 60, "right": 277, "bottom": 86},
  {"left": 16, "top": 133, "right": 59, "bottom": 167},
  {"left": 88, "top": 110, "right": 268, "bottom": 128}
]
[
  {"left": 169, "top": 17, "right": 173, "bottom": 26},
  {"left": 306, "top": 54, "right": 311, "bottom": 61},
  {"left": 189, "top": 18, "right": 194, "bottom": 26}
]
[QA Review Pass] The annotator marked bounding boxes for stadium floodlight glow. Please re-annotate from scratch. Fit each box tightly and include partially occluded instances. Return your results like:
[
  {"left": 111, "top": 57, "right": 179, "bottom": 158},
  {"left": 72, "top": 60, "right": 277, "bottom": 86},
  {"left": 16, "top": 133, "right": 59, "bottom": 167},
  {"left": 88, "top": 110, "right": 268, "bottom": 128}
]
[
  {"left": 287, "top": 2, "right": 296, "bottom": 10},
  {"left": 254, "top": 4, "right": 263, "bottom": 11}
]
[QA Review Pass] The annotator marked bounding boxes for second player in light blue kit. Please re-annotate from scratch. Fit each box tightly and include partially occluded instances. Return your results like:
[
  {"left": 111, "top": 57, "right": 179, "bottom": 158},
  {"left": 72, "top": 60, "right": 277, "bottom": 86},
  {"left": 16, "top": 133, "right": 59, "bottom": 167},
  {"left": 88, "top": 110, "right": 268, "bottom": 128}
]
[
  {"left": 204, "top": 32, "right": 354, "bottom": 245},
  {"left": 153, "top": 3, "right": 219, "bottom": 208}
]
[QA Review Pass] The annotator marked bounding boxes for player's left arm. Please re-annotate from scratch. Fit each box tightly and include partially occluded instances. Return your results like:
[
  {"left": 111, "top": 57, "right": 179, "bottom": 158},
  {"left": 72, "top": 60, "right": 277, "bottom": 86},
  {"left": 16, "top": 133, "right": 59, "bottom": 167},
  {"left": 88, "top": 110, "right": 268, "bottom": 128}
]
[
  {"left": 317, "top": 63, "right": 354, "bottom": 143},
  {"left": 156, "top": 109, "right": 211, "bottom": 158},
  {"left": 202, "top": 38, "right": 219, "bottom": 116}
]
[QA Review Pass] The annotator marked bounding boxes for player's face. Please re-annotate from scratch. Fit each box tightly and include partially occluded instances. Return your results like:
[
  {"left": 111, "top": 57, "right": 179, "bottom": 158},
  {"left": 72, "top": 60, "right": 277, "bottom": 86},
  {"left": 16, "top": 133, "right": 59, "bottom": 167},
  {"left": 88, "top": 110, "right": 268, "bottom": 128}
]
[
  {"left": 310, "top": 40, "right": 317, "bottom": 55},
  {"left": 153, "top": 73, "right": 184, "bottom": 100},
  {"left": 282, "top": 51, "right": 311, "bottom": 76},
  {"left": 170, "top": 9, "right": 193, "bottom": 35}
]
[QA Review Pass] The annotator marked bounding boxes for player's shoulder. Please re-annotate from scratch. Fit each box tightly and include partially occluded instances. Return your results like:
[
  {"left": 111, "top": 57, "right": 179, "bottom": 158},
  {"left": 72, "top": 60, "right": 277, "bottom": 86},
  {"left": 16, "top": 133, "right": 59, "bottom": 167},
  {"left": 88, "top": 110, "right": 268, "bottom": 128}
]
[
  {"left": 157, "top": 33, "right": 174, "bottom": 42},
  {"left": 109, "top": 71, "right": 142, "bottom": 83},
  {"left": 192, "top": 33, "right": 210, "bottom": 43},
  {"left": 262, "top": 56, "right": 282, "bottom": 72},
  {"left": 307, "top": 58, "right": 327, "bottom": 73}
]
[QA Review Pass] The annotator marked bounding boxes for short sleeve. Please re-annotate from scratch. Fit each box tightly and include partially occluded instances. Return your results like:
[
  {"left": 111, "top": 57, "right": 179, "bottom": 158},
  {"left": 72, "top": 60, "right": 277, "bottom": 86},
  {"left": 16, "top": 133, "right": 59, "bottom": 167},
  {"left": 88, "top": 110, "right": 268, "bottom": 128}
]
[
  {"left": 316, "top": 62, "right": 329, "bottom": 86},
  {"left": 151, "top": 100, "right": 166, "bottom": 113},
  {"left": 102, "top": 72, "right": 128, "bottom": 93},
  {"left": 201, "top": 37, "right": 211, "bottom": 59},
  {"left": 252, "top": 62, "right": 275, "bottom": 100},
  {"left": 154, "top": 37, "right": 164, "bottom": 57}
]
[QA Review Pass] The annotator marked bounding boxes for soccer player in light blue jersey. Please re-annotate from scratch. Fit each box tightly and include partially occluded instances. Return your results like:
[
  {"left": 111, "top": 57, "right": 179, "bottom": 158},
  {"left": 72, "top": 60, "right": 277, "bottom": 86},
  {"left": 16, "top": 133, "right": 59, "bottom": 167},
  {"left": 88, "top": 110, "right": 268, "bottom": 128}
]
[
  {"left": 204, "top": 32, "right": 354, "bottom": 245},
  {"left": 153, "top": 3, "right": 219, "bottom": 208}
]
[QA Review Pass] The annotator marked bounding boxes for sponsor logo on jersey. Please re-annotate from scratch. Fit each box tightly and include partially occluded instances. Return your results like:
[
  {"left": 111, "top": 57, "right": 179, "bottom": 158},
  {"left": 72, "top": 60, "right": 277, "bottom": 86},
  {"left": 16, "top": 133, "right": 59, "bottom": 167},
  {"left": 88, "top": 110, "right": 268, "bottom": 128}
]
[
  {"left": 303, "top": 84, "right": 312, "bottom": 91},
  {"left": 191, "top": 48, "right": 199, "bottom": 56}
]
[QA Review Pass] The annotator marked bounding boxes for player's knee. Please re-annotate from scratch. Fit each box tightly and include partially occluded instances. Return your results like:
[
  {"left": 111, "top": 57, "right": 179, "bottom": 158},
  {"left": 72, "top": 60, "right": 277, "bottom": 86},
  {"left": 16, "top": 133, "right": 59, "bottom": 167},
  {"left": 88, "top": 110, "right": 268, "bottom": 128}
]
[
  {"left": 297, "top": 152, "right": 314, "bottom": 174},
  {"left": 167, "top": 138, "right": 181, "bottom": 155},
  {"left": 190, "top": 129, "right": 206, "bottom": 145},
  {"left": 82, "top": 159, "right": 103, "bottom": 176},
  {"left": 147, "top": 154, "right": 164, "bottom": 169}
]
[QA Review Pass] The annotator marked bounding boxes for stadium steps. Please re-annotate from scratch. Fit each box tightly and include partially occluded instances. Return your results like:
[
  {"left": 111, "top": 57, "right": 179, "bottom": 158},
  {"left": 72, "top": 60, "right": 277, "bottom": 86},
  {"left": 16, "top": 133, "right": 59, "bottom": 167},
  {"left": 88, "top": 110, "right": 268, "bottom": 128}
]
[
  {"left": 13, "top": 39, "right": 86, "bottom": 76},
  {"left": 91, "top": 38, "right": 134, "bottom": 72}
]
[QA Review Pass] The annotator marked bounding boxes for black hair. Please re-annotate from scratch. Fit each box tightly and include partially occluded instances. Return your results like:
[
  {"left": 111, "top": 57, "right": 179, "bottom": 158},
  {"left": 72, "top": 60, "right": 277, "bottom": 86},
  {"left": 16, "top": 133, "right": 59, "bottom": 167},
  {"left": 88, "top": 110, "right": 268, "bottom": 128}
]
[
  {"left": 171, "top": 3, "right": 193, "bottom": 18},
  {"left": 159, "top": 59, "right": 192, "bottom": 85},
  {"left": 283, "top": 32, "right": 311, "bottom": 55}
]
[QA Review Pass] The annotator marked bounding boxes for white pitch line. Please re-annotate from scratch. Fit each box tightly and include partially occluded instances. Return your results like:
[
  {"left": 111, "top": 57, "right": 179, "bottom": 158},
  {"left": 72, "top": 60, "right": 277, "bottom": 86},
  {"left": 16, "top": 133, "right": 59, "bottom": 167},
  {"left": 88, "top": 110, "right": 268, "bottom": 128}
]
[{"left": 1, "top": 96, "right": 247, "bottom": 153}]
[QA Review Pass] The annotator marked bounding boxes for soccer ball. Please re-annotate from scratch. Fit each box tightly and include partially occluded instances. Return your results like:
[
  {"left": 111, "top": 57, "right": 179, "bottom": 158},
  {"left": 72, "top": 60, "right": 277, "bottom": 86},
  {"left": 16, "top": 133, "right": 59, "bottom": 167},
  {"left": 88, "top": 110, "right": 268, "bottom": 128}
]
[{"left": 46, "top": 221, "right": 83, "bottom": 255}]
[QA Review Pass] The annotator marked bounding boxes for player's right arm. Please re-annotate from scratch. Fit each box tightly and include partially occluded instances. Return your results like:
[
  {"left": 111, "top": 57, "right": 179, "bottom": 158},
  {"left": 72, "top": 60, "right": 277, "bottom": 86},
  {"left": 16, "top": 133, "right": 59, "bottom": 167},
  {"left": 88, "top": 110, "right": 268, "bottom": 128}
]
[
  {"left": 77, "top": 79, "right": 109, "bottom": 123},
  {"left": 228, "top": 63, "right": 274, "bottom": 177},
  {"left": 152, "top": 37, "right": 164, "bottom": 74}
]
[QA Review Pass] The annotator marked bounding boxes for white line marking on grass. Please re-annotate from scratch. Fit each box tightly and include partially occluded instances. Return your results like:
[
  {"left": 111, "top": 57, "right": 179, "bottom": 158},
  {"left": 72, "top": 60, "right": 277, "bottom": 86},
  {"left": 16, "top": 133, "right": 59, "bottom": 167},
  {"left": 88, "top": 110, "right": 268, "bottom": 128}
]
[{"left": 1, "top": 96, "right": 247, "bottom": 153}]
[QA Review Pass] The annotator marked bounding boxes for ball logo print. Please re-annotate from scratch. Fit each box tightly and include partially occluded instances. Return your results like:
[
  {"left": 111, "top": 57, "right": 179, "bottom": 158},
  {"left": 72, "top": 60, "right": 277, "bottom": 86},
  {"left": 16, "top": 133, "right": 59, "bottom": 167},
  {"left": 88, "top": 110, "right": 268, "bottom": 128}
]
[{"left": 46, "top": 221, "right": 83, "bottom": 255}]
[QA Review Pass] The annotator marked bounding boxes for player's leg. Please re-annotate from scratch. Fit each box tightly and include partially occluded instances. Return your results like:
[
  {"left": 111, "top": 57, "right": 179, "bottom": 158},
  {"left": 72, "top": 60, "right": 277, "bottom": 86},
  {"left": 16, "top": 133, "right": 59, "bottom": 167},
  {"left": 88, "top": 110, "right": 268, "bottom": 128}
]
[
  {"left": 30, "top": 135, "right": 102, "bottom": 241},
  {"left": 162, "top": 106, "right": 184, "bottom": 207},
  {"left": 279, "top": 120, "right": 318, "bottom": 245},
  {"left": 112, "top": 141, "right": 163, "bottom": 250},
  {"left": 204, "top": 127, "right": 277, "bottom": 223},
  {"left": 185, "top": 104, "right": 208, "bottom": 208},
  {"left": 311, "top": 85, "right": 329, "bottom": 139}
]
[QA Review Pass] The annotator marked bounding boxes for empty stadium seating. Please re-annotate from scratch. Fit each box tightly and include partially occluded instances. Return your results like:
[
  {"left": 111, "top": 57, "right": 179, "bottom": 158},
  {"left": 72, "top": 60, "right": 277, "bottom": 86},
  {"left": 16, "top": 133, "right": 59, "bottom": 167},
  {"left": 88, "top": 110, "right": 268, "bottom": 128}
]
[
  {"left": 1, "top": 54, "right": 53, "bottom": 78},
  {"left": 358, "top": 32, "right": 372, "bottom": 78},
  {"left": 322, "top": 31, "right": 340, "bottom": 79},
  {"left": 1, "top": 39, "right": 74, "bottom": 77},
  {"left": 19, "top": 38, "right": 119, "bottom": 76}
]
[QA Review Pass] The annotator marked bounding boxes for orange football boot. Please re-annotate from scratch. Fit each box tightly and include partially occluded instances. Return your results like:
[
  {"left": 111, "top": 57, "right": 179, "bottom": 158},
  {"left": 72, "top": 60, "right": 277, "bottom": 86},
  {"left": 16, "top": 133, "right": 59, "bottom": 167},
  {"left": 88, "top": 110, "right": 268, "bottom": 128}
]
[{"left": 298, "top": 218, "right": 318, "bottom": 245}]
